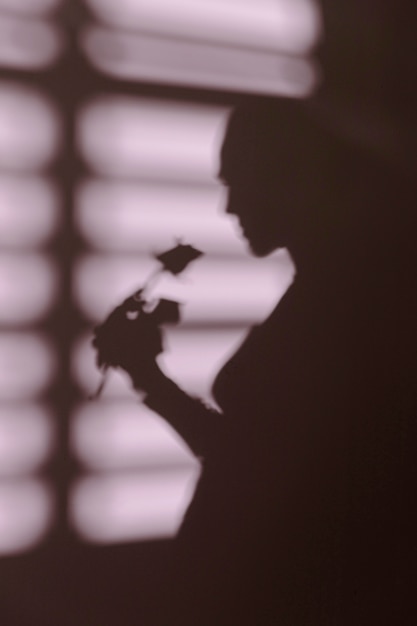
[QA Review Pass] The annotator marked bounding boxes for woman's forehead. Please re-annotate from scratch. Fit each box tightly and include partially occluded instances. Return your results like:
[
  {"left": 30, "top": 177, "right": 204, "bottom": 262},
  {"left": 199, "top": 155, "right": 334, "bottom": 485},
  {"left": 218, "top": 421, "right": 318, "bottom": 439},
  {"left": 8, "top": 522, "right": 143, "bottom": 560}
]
[{"left": 219, "top": 126, "right": 258, "bottom": 182}]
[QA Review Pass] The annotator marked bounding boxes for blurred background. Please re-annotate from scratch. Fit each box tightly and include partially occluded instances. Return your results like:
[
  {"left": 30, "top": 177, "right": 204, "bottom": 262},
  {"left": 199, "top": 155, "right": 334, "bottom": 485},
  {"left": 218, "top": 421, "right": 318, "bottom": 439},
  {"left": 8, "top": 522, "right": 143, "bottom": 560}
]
[{"left": 0, "top": 0, "right": 415, "bottom": 621}]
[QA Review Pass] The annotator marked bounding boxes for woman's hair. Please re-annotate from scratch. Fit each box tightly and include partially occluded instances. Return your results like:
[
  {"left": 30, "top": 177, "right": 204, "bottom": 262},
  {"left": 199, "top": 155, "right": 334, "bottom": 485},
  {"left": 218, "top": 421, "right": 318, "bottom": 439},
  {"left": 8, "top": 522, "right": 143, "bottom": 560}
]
[
  {"left": 222, "top": 98, "right": 339, "bottom": 183},
  {"left": 221, "top": 96, "right": 415, "bottom": 265}
]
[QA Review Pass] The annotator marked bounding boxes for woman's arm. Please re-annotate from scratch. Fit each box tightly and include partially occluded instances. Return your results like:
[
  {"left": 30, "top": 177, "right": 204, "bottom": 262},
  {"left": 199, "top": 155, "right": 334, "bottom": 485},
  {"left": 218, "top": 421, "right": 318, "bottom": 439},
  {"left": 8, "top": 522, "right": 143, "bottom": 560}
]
[
  {"left": 92, "top": 297, "right": 223, "bottom": 457},
  {"left": 128, "top": 363, "right": 223, "bottom": 458}
]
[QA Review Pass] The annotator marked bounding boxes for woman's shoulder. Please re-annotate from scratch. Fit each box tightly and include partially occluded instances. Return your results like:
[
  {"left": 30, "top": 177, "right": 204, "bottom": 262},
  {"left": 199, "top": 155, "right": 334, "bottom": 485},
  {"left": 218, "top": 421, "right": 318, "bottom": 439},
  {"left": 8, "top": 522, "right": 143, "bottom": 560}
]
[{"left": 211, "top": 280, "right": 307, "bottom": 410}]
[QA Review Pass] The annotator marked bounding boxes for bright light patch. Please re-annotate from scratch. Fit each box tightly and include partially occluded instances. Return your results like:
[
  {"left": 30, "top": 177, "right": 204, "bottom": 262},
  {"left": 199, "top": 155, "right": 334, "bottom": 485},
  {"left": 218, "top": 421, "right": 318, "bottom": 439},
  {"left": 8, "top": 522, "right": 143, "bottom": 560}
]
[
  {"left": 77, "top": 97, "right": 229, "bottom": 182},
  {"left": 0, "top": 479, "right": 53, "bottom": 556},
  {"left": 0, "top": 0, "right": 60, "bottom": 16},
  {"left": 70, "top": 468, "right": 201, "bottom": 543},
  {"left": 71, "top": 401, "right": 197, "bottom": 471},
  {"left": 0, "top": 333, "right": 56, "bottom": 399},
  {"left": 159, "top": 327, "right": 249, "bottom": 403},
  {"left": 0, "top": 253, "right": 58, "bottom": 325},
  {"left": 0, "top": 15, "right": 62, "bottom": 71},
  {"left": 75, "top": 179, "right": 245, "bottom": 256},
  {"left": 0, "top": 82, "right": 60, "bottom": 172},
  {"left": 73, "top": 251, "right": 294, "bottom": 324},
  {"left": 157, "top": 252, "right": 294, "bottom": 325},
  {"left": 0, "top": 404, "right": 54, "bottom": 476},
  {"left": 0, "top": 176, "right": 60, "bottom": 248},
  {"left": 83, "top": 27, "right": 316, "bottom": 98},
  {"left": 85, "top": 0, "right": 321, "bottom": 54}
]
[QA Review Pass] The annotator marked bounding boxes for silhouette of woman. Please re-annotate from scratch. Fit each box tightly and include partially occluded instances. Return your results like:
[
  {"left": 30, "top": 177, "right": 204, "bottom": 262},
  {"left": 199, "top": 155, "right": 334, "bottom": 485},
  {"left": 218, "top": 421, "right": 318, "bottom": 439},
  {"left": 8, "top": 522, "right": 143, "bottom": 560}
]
[{"left": 100, "top": 98, "right": 416, "bottom": 625}]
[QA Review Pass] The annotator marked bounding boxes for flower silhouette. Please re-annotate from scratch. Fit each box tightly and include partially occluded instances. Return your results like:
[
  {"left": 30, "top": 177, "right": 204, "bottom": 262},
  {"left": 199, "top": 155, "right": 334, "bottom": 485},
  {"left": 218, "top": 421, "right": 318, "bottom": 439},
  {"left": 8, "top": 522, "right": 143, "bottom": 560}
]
[
  {"left": 90, "top": 244, "right": 203, "bottom": 398},
  {"left": 155, "top": 243, "right": 203, "bottom": 275}
]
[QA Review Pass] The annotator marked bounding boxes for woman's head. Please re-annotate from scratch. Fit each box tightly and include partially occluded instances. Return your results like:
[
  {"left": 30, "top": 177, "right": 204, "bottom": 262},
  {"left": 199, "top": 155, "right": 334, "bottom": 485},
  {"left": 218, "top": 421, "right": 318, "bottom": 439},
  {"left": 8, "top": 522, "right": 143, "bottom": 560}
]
[{"left": 219, "top": 99, "right": 336, "bottom": 257}]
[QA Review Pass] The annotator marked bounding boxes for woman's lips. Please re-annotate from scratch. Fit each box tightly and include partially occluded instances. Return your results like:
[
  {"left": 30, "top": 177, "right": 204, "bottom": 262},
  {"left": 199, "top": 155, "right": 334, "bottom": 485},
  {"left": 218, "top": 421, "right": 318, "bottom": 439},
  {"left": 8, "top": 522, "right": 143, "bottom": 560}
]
[{"left": 239, "top": 222, "right": 251, "bottom": 239}]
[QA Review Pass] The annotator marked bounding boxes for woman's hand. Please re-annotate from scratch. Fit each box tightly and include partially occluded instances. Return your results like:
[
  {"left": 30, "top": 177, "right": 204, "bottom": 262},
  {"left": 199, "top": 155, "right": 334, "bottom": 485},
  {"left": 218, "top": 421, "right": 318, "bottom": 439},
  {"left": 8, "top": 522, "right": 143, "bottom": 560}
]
[
  {"left": 92, "top": 296, "right": 166, "bottom": 396},
  {"left": 92, "top": 293, "right": 221, "bottom": 456}
]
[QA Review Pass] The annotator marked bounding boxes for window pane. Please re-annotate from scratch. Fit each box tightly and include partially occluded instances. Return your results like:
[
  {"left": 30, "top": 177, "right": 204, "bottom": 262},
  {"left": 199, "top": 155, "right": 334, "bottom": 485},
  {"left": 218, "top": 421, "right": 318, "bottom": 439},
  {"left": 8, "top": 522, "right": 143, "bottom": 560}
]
[
  {"left": 0, "top": 0, "right": 60, "bottom": 17},
  {"left": 0, "top": 15, "right": 62, "bottom": 71},
  {"left": 73, "top": 251, "right": 293, "bottom": 324},
  {"left": 71, "top": 401, "right": 196, "bottom": 470},
  {"left": 0, "top": 83, "right": 60, "bottom": 171},
  {"left": 77, "top": 97, "right": 228, "bottom": 182},
  {"left": 0, "top": 333, "right": 56, "bottom": 399},
  {"left": 75, "top": 179, "right": 242, "bottom": 256},
  {"left": 83, "top": 28, "right": 316, "bottom": 97},
  {"left": 0, "top": 176, "right": 60, "bottom": 249},
  {"left": 0, "top": 253, "right": 58, "bottom": 325},
  {"left": 85, "top": 0, "right": 320, "bottom": 54},
  {"left": 0, "top": 404, "right": 54, "bottom": 476},
  {"left": 0, "top": 479, "right": 53, "bottom": 556},
  {"left": 70, "top": 468, "right": 201, "bottom": 543}
]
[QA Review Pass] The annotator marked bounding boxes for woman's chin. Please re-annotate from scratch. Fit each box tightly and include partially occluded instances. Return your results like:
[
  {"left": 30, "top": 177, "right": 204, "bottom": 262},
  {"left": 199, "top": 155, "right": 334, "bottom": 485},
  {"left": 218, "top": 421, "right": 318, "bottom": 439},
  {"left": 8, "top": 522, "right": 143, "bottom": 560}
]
[{"left": 247, "top": 236, "right": 278, "bottom": 257}]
